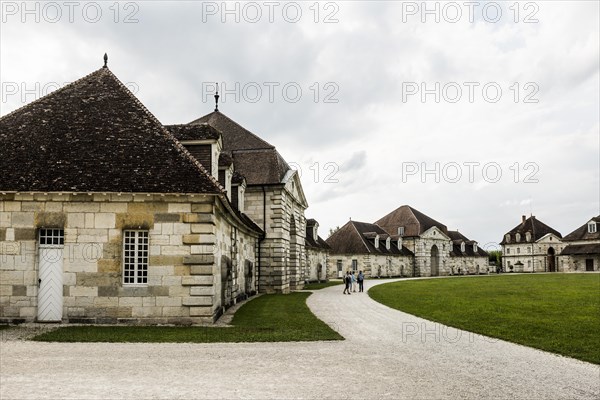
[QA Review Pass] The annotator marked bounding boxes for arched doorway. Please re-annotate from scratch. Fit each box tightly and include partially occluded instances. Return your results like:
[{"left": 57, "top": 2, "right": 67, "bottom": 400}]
[
  {"left": 221, "top": 255, "right": 232, "bottom": 308},
  {"left": 430, "top": 245, "right": 439, "bottom": 276},
  {"left": 547, "top": 247, "right": 556, "bottom": 272}
]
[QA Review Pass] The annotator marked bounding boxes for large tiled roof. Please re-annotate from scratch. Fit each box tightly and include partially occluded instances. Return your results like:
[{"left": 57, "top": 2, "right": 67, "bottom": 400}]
[
  {"left": 190, "top": 111, "right": 274, "bottom": 150},
  {"left": 326, "top": 220, "right": 413, "bottom": 256},
  {"left": 0, "top": 67, "right": 222, "bottom": 194},
  {"left": 189, "top": 111, "right": 290, "bottom": 185},
  {"left": 165, "top": 123, "right": 220, "bottom": 141},
  {"left": 375, "top": 205, "right": 448, "bottom": 237},
  {"left": 501, "top": 216, "right": 562, "bottom": 244},
  {"left": 561, "top": 243, "right": 600, "bottom": 255},
  {"left": 563, "top": 216, "right": 600, "bottom": 242}
]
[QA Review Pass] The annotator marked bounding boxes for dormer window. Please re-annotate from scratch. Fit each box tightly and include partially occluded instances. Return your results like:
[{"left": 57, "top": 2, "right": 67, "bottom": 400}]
[
  {"left": 525, "top": 232, "right": 531, "bottom": 242},
  {"left": 588, "top": 222, "right": 597, "bottom": 233},
  {"left": 460, "top": 242, "right": 465, "bottom": 252},
  {"left": 516, "top": 233, "right": 521, "bottom": 242},
  {"left": 313, "top": 225, "right": 318, "bottom": 239},
  {"left": 386, "top": 237, "right": 391, "bottom": 250},
  {"left": 374, "top": 235, "right": 380, "bottom": 249},
  {"left": 505, "top": 234, "right": 510, "bottom": 243},
  {"left": 397, "top": 238, "right": 403, "bottom": 250},
  {"left": 398, "top": 227, "right": 404, "bottom": 236},
  {"left": 473, "top": 243, "right": 478, "bottom": 252}
]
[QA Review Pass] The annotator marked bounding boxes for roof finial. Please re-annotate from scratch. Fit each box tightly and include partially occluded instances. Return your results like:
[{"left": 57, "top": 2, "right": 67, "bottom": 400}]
[
  {"left": 103, "top": 53, "right": 108, "bottom": 68},
  {"left": 214, "top": 83, "right": 220, "bottom": 112}
]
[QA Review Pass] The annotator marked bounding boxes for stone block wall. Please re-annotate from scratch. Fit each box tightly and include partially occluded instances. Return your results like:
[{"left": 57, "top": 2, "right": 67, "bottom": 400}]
[
  {"left": 0, "top": 193, "right": 258, "bottom": 324},
  {"left": 245, "top": 186, "right": 307, "bottom": 293}
]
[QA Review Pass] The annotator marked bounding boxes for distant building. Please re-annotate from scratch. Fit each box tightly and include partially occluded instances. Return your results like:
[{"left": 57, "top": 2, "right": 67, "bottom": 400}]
[
  {"left": 500, "top": 215, "right": 563, "bottom": 272},
  {"left": 561, "top": 216, "right": 600, "bottom": 272},
  {"left": 326, "top": 205, "right": 488, "bottom": 278},
  {"left": 325, "top": 220, "right": 414, "bottom": 279},
  {"left": 304, "top": 219, "right": 330, "bottom": 282}
]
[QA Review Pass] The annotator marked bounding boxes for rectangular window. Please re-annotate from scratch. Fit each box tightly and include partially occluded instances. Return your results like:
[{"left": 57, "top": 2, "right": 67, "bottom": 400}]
[
  {"left": 337, "top": 260, "right": 342, "bottom": 271},
  {"left": 123, "top": 230, "right": 149, "bottom": 285},
  {"left": 589, "top": 223, "right": 597, "bottom": 233},
  {"left": 506, "top": 248, "right": 510, "bottom": 254},
  {"left": 39, "top": 228, "right": 64, "bottom": 246},
  {"left": 517, "top": 247, "right": 520, "bottom": 254},
  {"left": 398, "top": 227, "right": 404, "bottom": 236},
  {"left": 352, "top": 259, "right": 358, "bottom": 271}
]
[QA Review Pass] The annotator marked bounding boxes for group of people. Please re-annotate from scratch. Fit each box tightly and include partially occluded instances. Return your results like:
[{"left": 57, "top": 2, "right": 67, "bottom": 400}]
[{"left": 343, "top": 271, "right": 364, "bottom": 294}]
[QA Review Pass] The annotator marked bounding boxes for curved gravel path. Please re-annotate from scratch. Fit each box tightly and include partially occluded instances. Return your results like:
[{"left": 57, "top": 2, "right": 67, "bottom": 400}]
[{"left": 1, "top": 278, "right": 598, "bottom": 399}]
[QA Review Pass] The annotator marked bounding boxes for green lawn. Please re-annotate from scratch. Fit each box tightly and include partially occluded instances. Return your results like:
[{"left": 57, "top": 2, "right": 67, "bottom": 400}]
[
  {"left": 302, "top": 280, "right": 343, "bottom": 290},
  {"left": 369, "top": 274, "right": 600, "bottom": 364},
  {"left": 0, "top": 325, "right": 9, "bottom": 331},
  {"left": 32, "top": 292, "right": 343, "bottom": 343}
]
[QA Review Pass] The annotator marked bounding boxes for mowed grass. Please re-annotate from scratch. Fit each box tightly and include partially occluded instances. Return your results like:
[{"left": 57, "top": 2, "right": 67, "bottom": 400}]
[
  {"left": 32, "top": 292, "right": 343, "bottom": 343},
  {"left": 302, "top": 280, "right": 343, "bottom": 290},
  {"left": 369, "top": 274, "right": 600, "bottom": 364}
]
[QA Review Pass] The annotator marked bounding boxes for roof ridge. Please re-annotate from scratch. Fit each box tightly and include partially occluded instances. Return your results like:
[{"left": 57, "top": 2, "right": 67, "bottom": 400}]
[
  {"left": 209, "top": 111, "right": 275, "bottom": 150},
  {"left": 0, "top": 67, "right": 107, "bottom": 122},
  {"left": 103, "top": 69, "right": 225, "bottom": 195},
  {"left": 350, "top": 220, "right": 373, "bottom": 253}
]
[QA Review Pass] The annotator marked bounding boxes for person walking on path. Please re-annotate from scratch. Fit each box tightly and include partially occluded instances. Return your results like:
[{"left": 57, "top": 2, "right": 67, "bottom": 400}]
[
  {"left": 357, "top": 271, "right": 364, "bottom": 292},
  {"left": 343, "top": 271, "right": 351, "bottom": 295},
  {"left": 351, "top": 272, "right": 357, "bottom": 292}
]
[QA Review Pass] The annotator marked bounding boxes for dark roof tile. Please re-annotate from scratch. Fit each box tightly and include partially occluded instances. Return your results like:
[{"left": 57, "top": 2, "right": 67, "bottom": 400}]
[{"left": 0, "top": 68, "right": 223, "bottom": 194}]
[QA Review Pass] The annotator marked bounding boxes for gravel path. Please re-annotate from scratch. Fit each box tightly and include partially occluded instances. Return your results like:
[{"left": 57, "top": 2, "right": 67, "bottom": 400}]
[{"left": 1, "top": 278, "right": 598, "bottom": 399}]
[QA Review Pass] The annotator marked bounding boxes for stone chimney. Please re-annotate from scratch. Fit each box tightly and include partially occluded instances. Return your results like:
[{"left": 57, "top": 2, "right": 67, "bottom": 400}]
[{"left": 522, "top": 215, "right": 526, "bottom": 224}]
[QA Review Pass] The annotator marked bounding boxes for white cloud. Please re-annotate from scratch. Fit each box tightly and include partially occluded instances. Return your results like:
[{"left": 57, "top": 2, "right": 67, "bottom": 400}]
[{"left": 1, "top": 0, "right": 598, "bottom": 245}]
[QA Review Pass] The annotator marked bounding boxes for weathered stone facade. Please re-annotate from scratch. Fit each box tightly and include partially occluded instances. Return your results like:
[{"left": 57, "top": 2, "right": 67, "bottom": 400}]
[
  {"left": 328, "top": 253, "right": 414, "bottom": 279},
  {"left": 0, "top": 193, "right": 259, "bottom": 324}
]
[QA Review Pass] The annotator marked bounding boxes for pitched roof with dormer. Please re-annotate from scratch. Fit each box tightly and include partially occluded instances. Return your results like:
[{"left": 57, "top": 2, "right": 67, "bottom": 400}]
[
  {"left": 562, "top": 216, "right": 600, "bottom": 242},
  {"left": 500, "top": 216, "right": 562, "bottom": 245},
  {"left": 189, "top": 111, "right": 290, "bottom": 185},
  {"left": 375, "top": 205, "right": 448, "bottom": 237},
  {"left": 326, "top": 220, "right": 413, "bottom": 256},
  {"left": 447, "top": 230, "right": 489, "bottom": 257},
  {"left": 305, "top": 219, "right": 330, "bottom": 250},
  {"left": 0, "top": 67, "right": 222, "bottom": 194}
]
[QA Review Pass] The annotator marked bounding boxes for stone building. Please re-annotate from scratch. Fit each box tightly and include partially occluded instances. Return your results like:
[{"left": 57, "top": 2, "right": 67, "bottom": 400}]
[
  {"left": 326, "top": 220, "right": 414, "bottom": 279},
  {"left": 374, "top": 205, "right": 488, "bottom": 277},
  {"left": 447, "top": 230, "right": 491, "bottom": 275},
  {"left": 186, "top": 110, "right": 309, "bottom": 292},
  {"left": 304, "top": 219, "right": 330, "bottom": 282},
  {"left": 561, "top": 216, "right": 600, "bottom": 272},
  {"left": 0, "top": 65, "right": 282, "bottom": 324},
  {"left": 500, "top": 215, "right": 564, "bottom": 273}
]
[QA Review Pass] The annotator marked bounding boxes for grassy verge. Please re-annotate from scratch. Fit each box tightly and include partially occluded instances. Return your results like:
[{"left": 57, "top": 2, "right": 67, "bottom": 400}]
[
  {"left": 32, "top": 292, "right": 343, "bottom": 343},
  {"left": 302, "top": 280, "right": 343, "bottom": 290},
  {"left": 0, "top": 325, "right": 10, "bottom": 331},
  {"left": 369, "top": 274, "right": 600, "bottom": 364}
]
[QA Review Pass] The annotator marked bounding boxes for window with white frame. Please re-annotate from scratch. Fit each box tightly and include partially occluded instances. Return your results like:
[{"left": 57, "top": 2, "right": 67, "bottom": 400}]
[
  {"left": 517, "top": 247, "right": 520, "bottom": 254},
  {"left": 460, "top": 242, "right": 465, "bottom": 252},
  {"left": 123, "top": 230, "right": 149, "bottom": 284},
  {"left": 588, "top": 222, "right": 597, "bottom": 233},
  {"left": 516, "top": 233, "right": 521, "bottom": 242},
  {"left": 505, "top": 234, "right": 510, "bottom": 243},
  {"left": 506, "top": 248, "right": 510, "bottom": 254},
  {"left": 398, "top": 227, "right": 404, "bottom": 236},
  {"left": 351, "top": 259, "right": 358, "bottom": 271}
]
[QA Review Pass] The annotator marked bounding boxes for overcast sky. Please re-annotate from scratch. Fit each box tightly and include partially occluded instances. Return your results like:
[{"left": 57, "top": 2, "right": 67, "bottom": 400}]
[{"left": 1, "top": 0, "right": 598, "bottom": 248}]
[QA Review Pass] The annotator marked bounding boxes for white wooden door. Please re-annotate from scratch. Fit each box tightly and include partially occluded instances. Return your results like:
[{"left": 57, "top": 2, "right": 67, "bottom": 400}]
[{"left": 38, "top": 229, "right": 64, "bottom": 322}]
